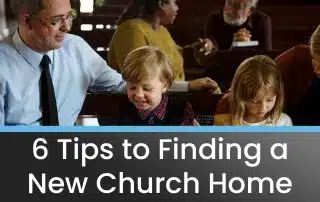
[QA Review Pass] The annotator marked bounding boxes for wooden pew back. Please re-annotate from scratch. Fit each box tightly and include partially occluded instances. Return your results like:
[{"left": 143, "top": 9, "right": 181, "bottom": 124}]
[
  {"left": 80, "top": 93, "right": 224, "bottom": 125},
  {"left": 202, "top": 49, "right": 283, "bottom": 92}
]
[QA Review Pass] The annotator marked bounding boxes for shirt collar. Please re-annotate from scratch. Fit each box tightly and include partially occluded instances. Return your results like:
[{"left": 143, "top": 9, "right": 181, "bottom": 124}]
[
  {"left": 138, "top": 94, "right": 168, "bottom": 121},
  {"left": 13, "top": 29, "right": 54, "bottom": 70}
]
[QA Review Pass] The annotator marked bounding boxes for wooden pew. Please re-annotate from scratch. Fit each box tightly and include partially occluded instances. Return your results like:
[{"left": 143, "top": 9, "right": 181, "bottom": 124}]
[
  {"left": 94, "top": 0, "right": 130, "bottom": 8},
  {"left": 77, "top": 14, "right": 119, "bottom": 25},
  {"left": 80, "top": 92, "right": 224, "bottom": 125},
  {"left": 92, "top": 5, "right": 125, "bottom": 16},
  {"left": 201, "top": 49, "right": 283, "bottom": 92},
  {"left": 72, "top": 30, "right": 114, "bottom": 49}
]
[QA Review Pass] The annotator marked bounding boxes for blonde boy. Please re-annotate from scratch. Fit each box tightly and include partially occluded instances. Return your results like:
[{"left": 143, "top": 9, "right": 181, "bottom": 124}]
[{"left": 116, "top": 46, "right": 199, "bottom": 125}]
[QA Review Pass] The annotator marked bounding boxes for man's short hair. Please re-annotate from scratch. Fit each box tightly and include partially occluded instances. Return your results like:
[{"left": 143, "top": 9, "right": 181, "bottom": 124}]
[
  {"left": 225, "top": 0, "right": 259, "bottom": 9},
  {"left": 10, "top": 0, "right": 44, "bottom": 18},
  {"left": 251, "top": 0, "right": 259, "bottom": 8}
]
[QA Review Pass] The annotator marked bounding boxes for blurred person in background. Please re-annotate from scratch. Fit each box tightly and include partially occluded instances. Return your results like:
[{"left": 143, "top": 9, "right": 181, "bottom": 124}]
[
  {"left": 275, "top": 25, "right": 320, "bottom": 125},
  {"left": 204, "top": 0, "right": 272, "bottom": 50},
  {"left": 108, "top": 0, "right": 215, "bottom": 81}
]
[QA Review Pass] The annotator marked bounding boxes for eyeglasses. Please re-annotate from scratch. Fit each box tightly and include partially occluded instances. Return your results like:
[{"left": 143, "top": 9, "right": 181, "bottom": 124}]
[{"left": 32, "top": 10, "right": 77, "bottom": 28}]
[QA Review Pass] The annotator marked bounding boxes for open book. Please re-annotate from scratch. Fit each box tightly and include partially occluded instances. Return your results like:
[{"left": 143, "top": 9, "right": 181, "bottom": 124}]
[{"left": 232, "top": 41, "right": 259, "bottom": 47}]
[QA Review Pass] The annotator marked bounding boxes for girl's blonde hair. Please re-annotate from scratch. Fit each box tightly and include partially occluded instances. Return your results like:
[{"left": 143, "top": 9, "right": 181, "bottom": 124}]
[
  {"left": 121, "top": 46, "right": 174, "bottom": 87},
  {"left": 230, "top": 55, "right": 284, "bottom": 125},
  {"left": 310, "top": 25, "right": 320, "bottom": 56}
]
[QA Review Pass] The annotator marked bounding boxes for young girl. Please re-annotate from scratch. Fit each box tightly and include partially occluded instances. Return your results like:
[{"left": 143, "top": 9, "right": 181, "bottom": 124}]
[
  {"left": 215, "top": 55, "right": 292, "bottom": 125},
  {"left": 116, "top": 46, "right": 199, "bottom": 125}
]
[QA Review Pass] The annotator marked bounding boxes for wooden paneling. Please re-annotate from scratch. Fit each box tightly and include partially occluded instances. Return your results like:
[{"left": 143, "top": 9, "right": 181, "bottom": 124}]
[{"left": 73, "top": 30, "right": 114, "bottom": 49}]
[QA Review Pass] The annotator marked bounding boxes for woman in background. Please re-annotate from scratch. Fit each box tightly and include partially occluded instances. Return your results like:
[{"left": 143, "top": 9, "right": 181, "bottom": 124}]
[{"left": 108, "top": 0, "right": 214, "bottom": 81}]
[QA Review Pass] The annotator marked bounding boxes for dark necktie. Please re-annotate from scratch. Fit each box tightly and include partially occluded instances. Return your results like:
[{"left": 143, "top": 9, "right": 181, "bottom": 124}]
[{"left": 40, "top": 55, "right": 59, "bottom": 125}]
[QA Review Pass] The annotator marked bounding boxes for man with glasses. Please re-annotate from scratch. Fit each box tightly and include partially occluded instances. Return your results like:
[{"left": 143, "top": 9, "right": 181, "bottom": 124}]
[
  {"left": 204, "top": 0, "right": 272, "bottom": 50},
  {"left": 0, "top": 0, "right": 219, "bottom": 125}
]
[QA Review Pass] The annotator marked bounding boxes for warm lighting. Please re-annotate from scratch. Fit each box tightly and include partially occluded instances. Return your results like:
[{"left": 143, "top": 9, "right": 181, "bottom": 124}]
[
  {"left": 106, "top": 24, "right": 111, "bottom": 30},
  {"left": 80, "top": 0, "right": 94, "bottom": 13},
  {"left": 97, "top": 47, "right": 105, "bottom": 51},
  {"left": 81, "top": 24, "right": 93, "bottom": 31},
  {"left": 96, "top": 24, "right": 104, "bottom": 29}
]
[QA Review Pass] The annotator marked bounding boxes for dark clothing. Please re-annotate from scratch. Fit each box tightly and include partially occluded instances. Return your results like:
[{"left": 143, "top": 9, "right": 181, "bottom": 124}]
[
  {"left": 292, "top": 77, "right": 320, "bottom": 125},
  {"left": 116, "top": 94, "right": 196, "bottom": 125},
  {"left": 275, "top": 45, "right": 315, "bottom": 118},
  {"left": 204, "top": 9, "right": 272, "bottom": 50},
  {"left": 275, "top": 45, "right": 317, "bottom": 125}
]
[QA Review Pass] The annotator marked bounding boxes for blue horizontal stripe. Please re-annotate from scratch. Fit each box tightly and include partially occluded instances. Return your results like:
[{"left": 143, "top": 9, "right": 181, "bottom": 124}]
[{"left": 0, "top": 126, "right": 319, "bottom": 133}]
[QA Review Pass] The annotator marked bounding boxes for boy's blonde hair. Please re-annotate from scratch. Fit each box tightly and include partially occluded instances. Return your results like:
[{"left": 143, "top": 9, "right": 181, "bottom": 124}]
[
  {"left": 230, "top": 55, "right": 284, "bottom": 125},
  {"left": 121, "top": 46, "right": 174, "bottom": 87},
  {"left": 311, "top": 25, "right": 320, "bottom": 56}
]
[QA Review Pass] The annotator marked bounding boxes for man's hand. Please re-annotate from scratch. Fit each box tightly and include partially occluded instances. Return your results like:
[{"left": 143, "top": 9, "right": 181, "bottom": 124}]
[
  {"left": 186, "top": 38, "right": 217, "bottom": 65},
  {"left": 188, "top": 77, "right": 220, "bottom": 92},
  {"left": 185, "top": 38, "right": 216, "bottom": 56},
  {"left": 197, "top": 38, "right": 216, "bottom": 56},
  {"left": 233, "top": 28, "right": 251, "bottom": 42}
]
